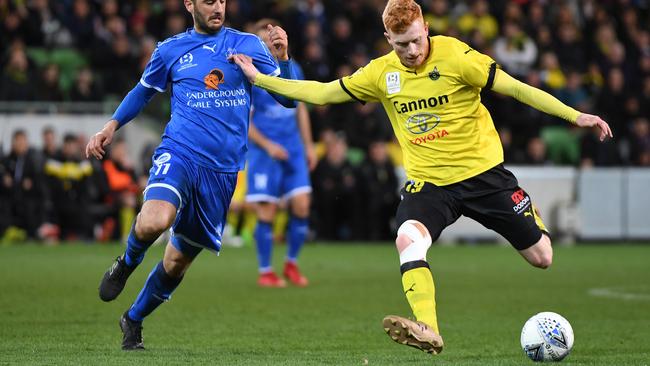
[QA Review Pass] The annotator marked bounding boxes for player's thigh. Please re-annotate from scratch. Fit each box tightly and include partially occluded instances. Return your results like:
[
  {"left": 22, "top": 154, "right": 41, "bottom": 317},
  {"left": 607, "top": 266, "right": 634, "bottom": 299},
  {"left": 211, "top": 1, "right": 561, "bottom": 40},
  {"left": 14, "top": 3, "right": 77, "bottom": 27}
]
[
  {"left": 140, "top": 149, "right": 193, "bottom": 235},
  {"left": 253, "top": 201, "right": 278, "bottom": 222},
  {"left": 462, "top": 186, "right": 546, "bottom": 251},
  {"left": 289, "top": 192, "right": 311, "bottom": 218},
  {"left": 172, "top": 169, "right": 238, "bottom": 254},
  {"left": 518, "top": 233, "right": 553, "bottom": 268},
  {"left": 246, "top": 147, "right": 283, "bottom": 203},
  {"left": 395, "top": 180, "right": 461, "bottom": 242}
]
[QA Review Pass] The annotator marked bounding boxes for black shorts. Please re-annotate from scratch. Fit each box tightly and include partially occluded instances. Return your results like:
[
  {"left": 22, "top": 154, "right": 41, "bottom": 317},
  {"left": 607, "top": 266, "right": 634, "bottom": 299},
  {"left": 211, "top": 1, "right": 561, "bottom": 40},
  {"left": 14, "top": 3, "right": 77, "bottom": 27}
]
[{"left": 396, "top": 164, "right": 548, "bottom": 250}]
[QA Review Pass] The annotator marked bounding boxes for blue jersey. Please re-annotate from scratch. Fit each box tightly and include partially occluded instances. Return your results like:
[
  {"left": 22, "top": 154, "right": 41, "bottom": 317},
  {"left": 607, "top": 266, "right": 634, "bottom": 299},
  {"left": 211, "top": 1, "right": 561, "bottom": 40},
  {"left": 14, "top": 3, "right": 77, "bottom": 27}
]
[
  {"left": 141, "top": 28, "right": 281, "bottom": 172},
  {"left": 251, "top": 60, "right": 304, "bottom": 145}
]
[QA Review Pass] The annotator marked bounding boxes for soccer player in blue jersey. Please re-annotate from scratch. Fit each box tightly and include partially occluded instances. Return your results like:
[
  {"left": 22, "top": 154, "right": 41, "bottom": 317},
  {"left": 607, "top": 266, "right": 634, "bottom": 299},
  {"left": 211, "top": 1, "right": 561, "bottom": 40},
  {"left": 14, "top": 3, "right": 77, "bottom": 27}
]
[
  {"left": 246, "top": 19, "right": 317, "bottom": 288},
  {"left": 85, "top": 0, "right": 297, "bottom": 350}
]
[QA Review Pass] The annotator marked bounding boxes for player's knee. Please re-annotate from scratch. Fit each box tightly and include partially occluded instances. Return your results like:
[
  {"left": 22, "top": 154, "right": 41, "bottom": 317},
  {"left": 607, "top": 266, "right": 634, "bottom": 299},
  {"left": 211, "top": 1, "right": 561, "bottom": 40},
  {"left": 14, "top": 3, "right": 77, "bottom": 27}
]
[
  {"left": 395, "top": 220, "right": 432, "bottom": 264},
  {"left": 290, "top": 194, "right": 310, "bottom": 218},
  {"left": 136, "top": 211, "right": 175, "bottom": 240},
  {"left": 255, "top": 202, "right": 277, "bottom": 222},
  {"left": 529, "top": 236, "right": 553, "bottom": 269}
]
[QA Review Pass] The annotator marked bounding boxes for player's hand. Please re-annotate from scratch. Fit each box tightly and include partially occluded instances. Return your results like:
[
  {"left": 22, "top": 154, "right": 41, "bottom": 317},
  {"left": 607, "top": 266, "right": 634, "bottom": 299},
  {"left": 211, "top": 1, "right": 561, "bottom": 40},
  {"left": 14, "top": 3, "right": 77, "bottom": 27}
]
[
  {"left": 86, "top": 120, "right": 118, "bottom": 160},
  {"left": 267, "top": 24, "right": 288, "bottom": 61},
  {"left": 305, "top": 144, "right": 317, "bottom": 171},
  {"left": 266, "top": 141, "right": 289, "bottom": 161},
  {"left": 576, "top": 113, "right": 613, "bottom": 142},
  {"left": 228, "top": 54, "right": 259, "bottom": 84}
]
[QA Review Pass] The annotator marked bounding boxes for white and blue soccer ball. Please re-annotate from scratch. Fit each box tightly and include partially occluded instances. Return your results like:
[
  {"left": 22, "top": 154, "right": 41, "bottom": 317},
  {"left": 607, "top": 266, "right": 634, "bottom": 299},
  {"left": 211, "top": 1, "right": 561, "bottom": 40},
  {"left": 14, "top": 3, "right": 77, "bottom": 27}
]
[{"left": 520, "top": 312, "right": 574, "bottom": 362}]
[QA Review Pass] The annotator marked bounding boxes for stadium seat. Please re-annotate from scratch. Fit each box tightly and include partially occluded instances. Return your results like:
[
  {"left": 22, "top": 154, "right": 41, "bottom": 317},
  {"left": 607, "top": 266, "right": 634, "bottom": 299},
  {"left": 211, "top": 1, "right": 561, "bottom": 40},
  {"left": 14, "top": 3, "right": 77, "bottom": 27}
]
[{"left": 540, "top": 126, "right": 580, "bottom": 165}]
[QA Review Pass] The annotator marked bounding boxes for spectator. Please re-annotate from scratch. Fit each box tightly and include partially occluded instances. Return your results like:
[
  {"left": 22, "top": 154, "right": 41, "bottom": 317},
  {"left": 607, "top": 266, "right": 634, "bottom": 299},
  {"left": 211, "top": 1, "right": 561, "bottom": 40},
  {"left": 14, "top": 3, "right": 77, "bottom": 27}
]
[
  {"left": 103, "top": 139, "right": 138, "bottom": 240},
  {"left": 36, "top": 63, "right": 64, "bottom": 102},
  {"left": 493, "top": 21, "right": 537, "bottom": 78},
  {"left": 523, "top": 137, "right": 551, "bottom": 166},
  {"left": 580, "top": 128, "right": 621, "bottom": 168},
  {"left": 629, "top": 118, "right": 650, "bottom": 166},
  {"left": 0, "top": 47, "right": 35, "bottom": 101},
  {"left": 2, "top": 130, "right": 44, "bottom": 239},
  {"left": 44, "top": 133, "right": 94, "bottom": 240},
  {"left": 65, "top": 0, "right": 96, "bottom": 48},
  {"left": 456, "top": 0, "right": 498, "bottom": 42},
  {"left": 311, "top": 132, "right": 360, "bottom": 240},
  {"left": 358, "top": 140, "right": 399, "bottom": 240},
  {"left": 69, "top": 66, "right": 103, "bottom": 102}
]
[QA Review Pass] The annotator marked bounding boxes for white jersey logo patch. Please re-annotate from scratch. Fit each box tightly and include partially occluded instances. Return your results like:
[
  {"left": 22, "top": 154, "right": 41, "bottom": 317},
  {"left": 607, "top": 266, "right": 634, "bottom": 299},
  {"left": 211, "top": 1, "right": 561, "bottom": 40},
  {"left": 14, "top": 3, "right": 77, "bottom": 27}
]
[{"left": 386, "top": 72, "right": 401, "bottom": 94}]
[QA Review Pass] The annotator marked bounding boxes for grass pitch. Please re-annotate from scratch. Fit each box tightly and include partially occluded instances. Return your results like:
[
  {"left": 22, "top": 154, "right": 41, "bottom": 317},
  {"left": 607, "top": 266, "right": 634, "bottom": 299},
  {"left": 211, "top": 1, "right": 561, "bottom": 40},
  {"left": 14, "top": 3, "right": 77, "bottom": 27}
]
[{"left": 0, "top": 243, "right": 649, "bottom": 365}]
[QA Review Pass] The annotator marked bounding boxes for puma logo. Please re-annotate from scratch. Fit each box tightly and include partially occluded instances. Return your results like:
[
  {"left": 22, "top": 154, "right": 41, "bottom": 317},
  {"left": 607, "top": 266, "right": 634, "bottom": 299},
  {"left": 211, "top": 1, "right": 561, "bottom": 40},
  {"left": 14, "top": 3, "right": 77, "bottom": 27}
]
[
  {"left": 203, "top": 44, "right": 216, "bottom": 53},
  {"left": 524, "top": 211, "right": 533, "bottom": 217},
  {"left": 404, "top": 283, "right": 416, "bottom": 294}
]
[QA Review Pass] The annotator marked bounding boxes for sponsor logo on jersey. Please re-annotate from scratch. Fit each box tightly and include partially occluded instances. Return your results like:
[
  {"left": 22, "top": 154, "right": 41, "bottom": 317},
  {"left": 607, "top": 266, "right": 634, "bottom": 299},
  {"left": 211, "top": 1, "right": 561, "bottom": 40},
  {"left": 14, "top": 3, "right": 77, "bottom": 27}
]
[
  {"left": 386, "top": 72, "right": 401, "bottom": 94},
  {"left": 393, "top": 94, "right": 449, "bottom": 114},
  {"left": 408, "top": 129, "right": 449, "bottom": 145},
  {"left": 204, "top": 68, "right": 225, "bottom": 90},
  {"left": 405, "top": 113, "right": 440, "bottom": 134}
]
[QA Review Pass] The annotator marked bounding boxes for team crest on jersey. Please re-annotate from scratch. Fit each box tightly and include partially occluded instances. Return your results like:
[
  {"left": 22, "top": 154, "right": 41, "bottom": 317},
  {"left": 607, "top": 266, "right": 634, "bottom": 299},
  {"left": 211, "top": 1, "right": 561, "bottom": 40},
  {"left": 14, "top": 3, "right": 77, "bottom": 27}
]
[
  {"left": 429, "top": 66, "right": 440, "bottom": 81},
  {"left": 386, "top": 72, "right": 401, "bottom": 94},
  {"left": 204, "top": 68, "right": 225, "bottom": 90}
]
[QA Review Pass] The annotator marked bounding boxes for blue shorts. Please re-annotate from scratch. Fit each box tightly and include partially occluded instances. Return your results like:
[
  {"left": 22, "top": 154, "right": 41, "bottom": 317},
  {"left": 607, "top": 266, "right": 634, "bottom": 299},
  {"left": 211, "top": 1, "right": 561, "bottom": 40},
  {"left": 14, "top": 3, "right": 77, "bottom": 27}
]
[
  {"left": 245, "top": 143, "right": 311, "bottom": 203},
  {"left": 143, "top": 147, "right": 237, "bottom": 258}
]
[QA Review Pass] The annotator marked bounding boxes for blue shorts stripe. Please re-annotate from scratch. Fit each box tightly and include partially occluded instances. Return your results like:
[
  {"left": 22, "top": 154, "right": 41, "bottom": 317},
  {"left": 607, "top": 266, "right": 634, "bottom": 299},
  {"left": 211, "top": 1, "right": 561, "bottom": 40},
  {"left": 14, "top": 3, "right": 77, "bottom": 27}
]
[{"left": 144, "top": 183, "right": 182, "bottom": 208}]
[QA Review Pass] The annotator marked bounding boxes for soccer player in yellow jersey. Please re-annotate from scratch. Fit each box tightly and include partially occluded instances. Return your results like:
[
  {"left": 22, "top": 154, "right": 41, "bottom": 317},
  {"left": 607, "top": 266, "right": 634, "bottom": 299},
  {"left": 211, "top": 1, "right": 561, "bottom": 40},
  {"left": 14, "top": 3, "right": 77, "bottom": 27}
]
[{"left": 231, "top": 0, "right": 612, "bottom": 356}]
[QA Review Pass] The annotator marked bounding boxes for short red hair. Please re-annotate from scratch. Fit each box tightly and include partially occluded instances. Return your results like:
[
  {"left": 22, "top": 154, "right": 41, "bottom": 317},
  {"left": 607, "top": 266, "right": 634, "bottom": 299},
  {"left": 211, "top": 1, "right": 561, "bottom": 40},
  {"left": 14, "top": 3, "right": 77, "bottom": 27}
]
[{"left": 382, "top": 0, "right": 424, "bottom": 33}]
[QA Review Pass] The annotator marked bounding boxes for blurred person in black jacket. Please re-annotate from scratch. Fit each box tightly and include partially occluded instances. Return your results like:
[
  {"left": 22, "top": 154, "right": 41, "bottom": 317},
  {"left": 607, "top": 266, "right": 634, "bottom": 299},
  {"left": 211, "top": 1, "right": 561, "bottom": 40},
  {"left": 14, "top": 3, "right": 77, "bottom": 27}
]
[
  {"left": 44, "top": 133, "right": 94, "bottom": 240},
  {"left": 2, "top": 130, "right": 44, "bottom": 239},
  {"left": 358, "top": 140, "right": 399, "bottom": 240},
  {"left": 311, "top": 131, "right": 361, "bottom": 240}
]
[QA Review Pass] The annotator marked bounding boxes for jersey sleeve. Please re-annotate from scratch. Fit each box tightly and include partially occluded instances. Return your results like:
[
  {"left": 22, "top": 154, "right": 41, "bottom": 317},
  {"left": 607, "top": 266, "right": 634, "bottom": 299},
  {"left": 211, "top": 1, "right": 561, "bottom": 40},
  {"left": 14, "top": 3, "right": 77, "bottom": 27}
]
[
  {"left": 292, "top": 61, "right": 305, "bottom": 81},
  {"left": 139, "top": 46, "right": 170, "bottom": 92},
  {"left": 339, "top": 63, "right": 381, "bottom": 104},
  {"left": 456, "top": 40, "right": 498, "bottom": 89},
  {"left": 249, "top": 36, "right": 281, "bottom": 76}
]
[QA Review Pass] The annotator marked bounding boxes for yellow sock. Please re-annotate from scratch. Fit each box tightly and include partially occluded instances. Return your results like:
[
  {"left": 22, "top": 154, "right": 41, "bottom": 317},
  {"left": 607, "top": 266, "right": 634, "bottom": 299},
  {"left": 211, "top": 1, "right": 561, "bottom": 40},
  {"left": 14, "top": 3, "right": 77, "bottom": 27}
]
[
  {"left": 401, "top": 265, "right": 439, "bottom": 333},
  {"left": 119, "top": 207, "right": 135, "bottom": 241}
]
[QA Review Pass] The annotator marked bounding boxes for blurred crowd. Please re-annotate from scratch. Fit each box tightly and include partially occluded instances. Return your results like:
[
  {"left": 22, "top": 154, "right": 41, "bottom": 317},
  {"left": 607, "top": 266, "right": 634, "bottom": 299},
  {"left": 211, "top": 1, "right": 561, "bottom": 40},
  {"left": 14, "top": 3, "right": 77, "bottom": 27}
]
[
  {"left": 2, "top": 0, "right": 650, "bottom": 242},
  {"left": 0, "top": 127, "right": 151, "bottom": 243}
]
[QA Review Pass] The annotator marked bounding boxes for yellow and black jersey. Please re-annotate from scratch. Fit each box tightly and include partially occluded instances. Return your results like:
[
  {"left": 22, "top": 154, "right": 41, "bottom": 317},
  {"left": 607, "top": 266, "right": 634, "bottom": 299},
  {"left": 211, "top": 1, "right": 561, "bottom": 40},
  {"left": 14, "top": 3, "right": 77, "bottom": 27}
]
[{"left": 340, "top": 35, "right": 503, "bottom": 186}]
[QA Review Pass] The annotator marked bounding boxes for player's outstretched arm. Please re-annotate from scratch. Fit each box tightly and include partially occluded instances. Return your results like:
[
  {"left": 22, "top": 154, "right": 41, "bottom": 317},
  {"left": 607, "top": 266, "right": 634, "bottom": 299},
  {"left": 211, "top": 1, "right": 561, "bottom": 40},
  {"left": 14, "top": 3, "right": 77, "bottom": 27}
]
[
  {"left": 229, "top": 54, "right": 352, "bottom": 105},
  {"left": 492, "top": 69, "right": 613, "bottom": 141},
  {"left": 85, "top": 83, "right": 157, "bottom": 159}
]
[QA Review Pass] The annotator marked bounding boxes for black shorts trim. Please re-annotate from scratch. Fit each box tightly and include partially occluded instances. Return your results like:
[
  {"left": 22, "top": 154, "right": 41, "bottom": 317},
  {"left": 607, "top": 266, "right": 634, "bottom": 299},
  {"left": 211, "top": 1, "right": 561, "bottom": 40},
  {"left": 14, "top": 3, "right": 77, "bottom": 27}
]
[{"left": 400, "top": 260, "right": 430, "bottom": 274}]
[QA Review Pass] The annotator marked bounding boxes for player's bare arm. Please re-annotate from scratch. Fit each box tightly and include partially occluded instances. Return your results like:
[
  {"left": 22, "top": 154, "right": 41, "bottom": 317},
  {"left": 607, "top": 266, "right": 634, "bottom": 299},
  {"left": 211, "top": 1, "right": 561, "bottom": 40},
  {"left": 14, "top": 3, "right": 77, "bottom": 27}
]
[
  {"left": 229, "top": 54, "right": 352, "bottom": 105},
  {"left": 248, "top": 122, "right": 289, "bottom": 160},
  {"left": 492, "top": 69, "right": 614, "bottom": 141},
  {"left": 86, "top": 119, "right": 118, "bottom": 160}
]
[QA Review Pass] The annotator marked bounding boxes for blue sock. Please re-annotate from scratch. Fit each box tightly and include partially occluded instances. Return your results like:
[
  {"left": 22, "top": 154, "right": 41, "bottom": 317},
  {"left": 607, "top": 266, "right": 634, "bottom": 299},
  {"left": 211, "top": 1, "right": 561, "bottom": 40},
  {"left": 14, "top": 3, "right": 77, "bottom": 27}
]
[
  {"left": 128, "top": 261, "right": 183, "bottom": 322},
  {"left": 255, "top": 221, "right": 273, "bottom": 272},
  {"left": 287, "top": 216, "right": 308, "bottom": 262},
  {"left": 124, "top": 224, "right": 156, "bottom": 267}
]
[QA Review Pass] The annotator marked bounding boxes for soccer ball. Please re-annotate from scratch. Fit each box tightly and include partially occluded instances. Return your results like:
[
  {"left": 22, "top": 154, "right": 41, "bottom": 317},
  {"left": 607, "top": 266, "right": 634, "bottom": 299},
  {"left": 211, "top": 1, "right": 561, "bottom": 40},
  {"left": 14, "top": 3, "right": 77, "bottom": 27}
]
[{"left": 520, "top": 312, "right": 574, "bottom": 362}]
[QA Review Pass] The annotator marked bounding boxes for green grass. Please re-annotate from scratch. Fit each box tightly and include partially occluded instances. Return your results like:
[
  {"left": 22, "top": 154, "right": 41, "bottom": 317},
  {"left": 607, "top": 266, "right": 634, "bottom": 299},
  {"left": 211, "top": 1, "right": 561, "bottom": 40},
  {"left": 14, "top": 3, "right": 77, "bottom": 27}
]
[{"left": 0, "top": 243, "right": 649, "bottom": 365}]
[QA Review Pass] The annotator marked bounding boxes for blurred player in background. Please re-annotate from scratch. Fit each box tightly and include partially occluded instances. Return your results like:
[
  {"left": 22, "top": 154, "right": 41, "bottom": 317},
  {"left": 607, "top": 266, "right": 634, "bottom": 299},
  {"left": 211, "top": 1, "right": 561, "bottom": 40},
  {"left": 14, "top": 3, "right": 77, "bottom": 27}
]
[
  {"left": 230, "top": 0, "right": 613, "bottom": 356},
  {"left": 246, "top": 19, "right": 316, "bottom": 288},
  {"left": 86, "top": 0, "right": 297, "bottom": 350}
]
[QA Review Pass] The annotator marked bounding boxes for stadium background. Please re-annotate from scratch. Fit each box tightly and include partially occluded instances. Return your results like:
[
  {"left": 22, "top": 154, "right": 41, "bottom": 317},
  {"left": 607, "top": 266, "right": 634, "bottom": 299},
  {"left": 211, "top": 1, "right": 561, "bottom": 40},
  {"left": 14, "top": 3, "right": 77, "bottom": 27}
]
[{"left": 1, "top": 1, "right": 649, "bottom": 365}]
